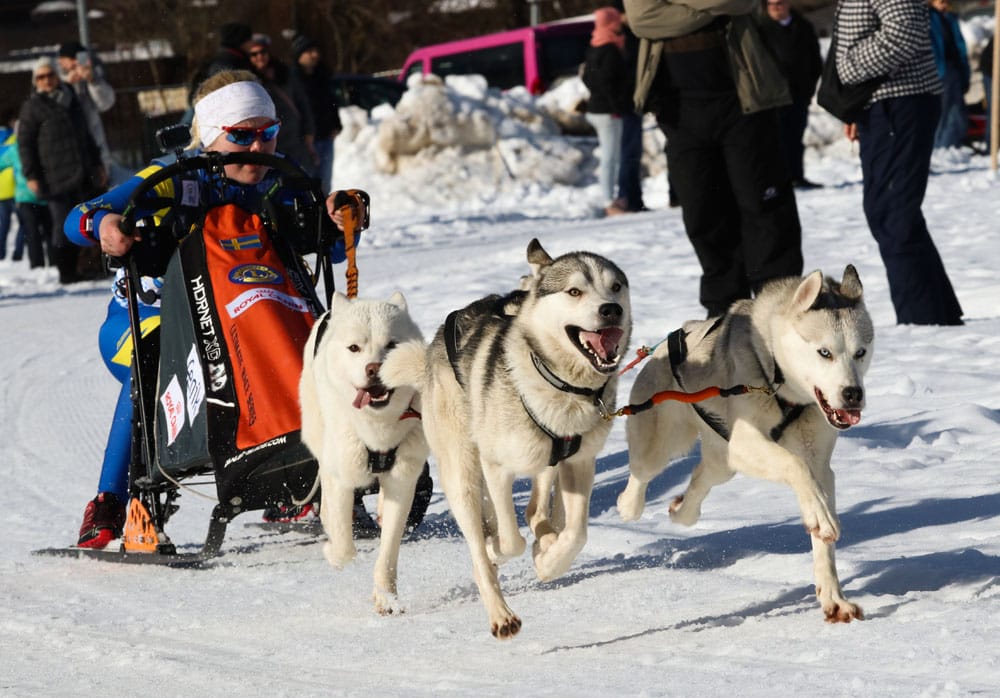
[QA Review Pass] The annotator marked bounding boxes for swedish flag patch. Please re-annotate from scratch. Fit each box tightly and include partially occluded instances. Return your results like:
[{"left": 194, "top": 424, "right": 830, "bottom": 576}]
[{"left": 220, "top": 234, "right": 262, "bottom": 251}]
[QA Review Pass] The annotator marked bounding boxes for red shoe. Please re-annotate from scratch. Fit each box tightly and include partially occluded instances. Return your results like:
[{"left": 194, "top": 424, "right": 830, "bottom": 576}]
[
  {"left": 77, "top": 493, "right": 126, "bottom": 549},
  {"left": 261, "top": 503, "right": 315, "bottom": 524}
]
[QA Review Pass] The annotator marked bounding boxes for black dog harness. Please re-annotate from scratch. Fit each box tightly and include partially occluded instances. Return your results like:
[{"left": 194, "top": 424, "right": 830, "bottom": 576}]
[
  {"left": 366, "top": 403, "right": 422, "bottom": 474},
  {"left": 667, "top": 318, "right": 806, "bottom": 443},
  {"left": 443, "top": 302, "right": 608, "bottom": 467},
  {"left": 525, "top": 353, "right": 609, "bottom": 466}
]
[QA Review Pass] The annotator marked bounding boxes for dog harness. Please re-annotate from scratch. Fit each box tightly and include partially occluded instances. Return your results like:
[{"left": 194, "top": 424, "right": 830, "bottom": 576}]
[
  {"left": 364, "top": 403, "right": 422, "bottom": 473},
  {"left": 667, "top": 319, "right": 806, "bottom": 443},
  {"left": 443, "top": 296, "right": 608, "bottom": 467},
  {"left": 312, "top": 309, "right": 332, "bottom": 355},
  {"left": 526, "top": 352, "right": 609, "bottom": 466}
]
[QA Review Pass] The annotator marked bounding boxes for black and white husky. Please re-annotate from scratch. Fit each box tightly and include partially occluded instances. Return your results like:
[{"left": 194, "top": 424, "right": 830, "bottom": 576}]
[
  {"left": 382, "top": 239, "right": 632, "bottom": 638},
  {"left": 619, "top": 266, "right": 873, "bottom": 622}
]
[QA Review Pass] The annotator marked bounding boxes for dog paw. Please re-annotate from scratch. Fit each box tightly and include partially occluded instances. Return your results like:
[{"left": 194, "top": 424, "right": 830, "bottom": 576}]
[
  {"left": 486, "top": 534, "right": 525, "bottom": 566},
  {"left": 490, "top": 612, "right": 522, "bottom": 640},
  {"left": 323, "top": 540, "right": 356, "bottom": 569},
  {"left": 815, "top": 583, "right": 863, "bottom": 622},
  {"left": 616, "top": 481, "right": 646, "bottom": 521},
  {"left": 533, "top": 533, "right": 585, "bottom": 582},
  {"left": 821, "top": 597, "right": 863, "bottom": 623},
  {"left": 803, "top": 508, "right": 840, "bottom": 543},
  {"left": 533, "top": 531, "right": 558, "bottom": 556},
  {"left": 668, "top": 495, "right": 700, "bottom": 527},
  {"left": 373, "top": 586, "right": 405, "bottom": 616}
]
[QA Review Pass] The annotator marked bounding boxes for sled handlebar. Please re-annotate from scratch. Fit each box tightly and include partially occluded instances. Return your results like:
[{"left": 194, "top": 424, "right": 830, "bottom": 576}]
[
  {"left": 331, "top": 189, "right": 371, "bottom": 231},
  {"left": 118, "top": 151, "right": 326, "bottom": 237}
]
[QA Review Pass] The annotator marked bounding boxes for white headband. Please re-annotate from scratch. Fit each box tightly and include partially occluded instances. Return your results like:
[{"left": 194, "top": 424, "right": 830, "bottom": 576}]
[{"left": 194, "top": 81, "right": 276, "bottom": 147}]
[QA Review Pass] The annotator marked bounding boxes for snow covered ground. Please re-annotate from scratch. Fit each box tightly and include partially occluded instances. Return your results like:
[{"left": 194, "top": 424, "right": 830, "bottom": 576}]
[{"left": 2, "top": 74, "right": 1000, "bottom": 696}]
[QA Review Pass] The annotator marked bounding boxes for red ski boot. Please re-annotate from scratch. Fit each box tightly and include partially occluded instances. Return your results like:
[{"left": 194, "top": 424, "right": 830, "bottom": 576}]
[{"left": 77, "top": 493, "right": 127, "bottom": 549}]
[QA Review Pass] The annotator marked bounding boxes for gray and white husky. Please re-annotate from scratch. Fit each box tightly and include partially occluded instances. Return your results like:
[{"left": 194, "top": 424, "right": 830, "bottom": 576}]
[
  {"left": 618, "top": 266, "right": 873, "bottom": 622},
  {"left": 381, "top": 239, "right": 631, "bottom": 639}
]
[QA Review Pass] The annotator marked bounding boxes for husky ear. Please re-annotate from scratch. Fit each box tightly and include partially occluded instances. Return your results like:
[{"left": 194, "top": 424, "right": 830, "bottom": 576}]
[
  {"left": 388, "top": 291, "right": 408, "bottom": 311},
  {"left": 792, "top": 270, "right": 824, "bottom": 312},
  {"left": 840, "top": 264, "right": 863, "bottom": 301},
  {"left": 330, "top": 291, "right": 349, "bottom": 313},
  {"left": 526, "top": 238, "right": 553, "bottom": 276}
]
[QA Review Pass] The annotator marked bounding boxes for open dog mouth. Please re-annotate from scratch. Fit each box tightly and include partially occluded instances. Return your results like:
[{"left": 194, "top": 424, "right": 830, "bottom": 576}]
[
  {"left": 353, "top": 382, "right": 393, "bottom": 410},
  {"left": 567, "top": 325, "right": 624, "bottom": 373},
  {"left": 815, "top": 387, "right": 861, "bottom": 429}
]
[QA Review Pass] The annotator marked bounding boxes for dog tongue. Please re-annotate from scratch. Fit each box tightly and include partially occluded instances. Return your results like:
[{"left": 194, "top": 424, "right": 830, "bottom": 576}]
[
  {"left": 582, "top": 327, "right": 623, "bottom": 360},
  {"left": 837, "top": 408, "right": 862, "bottom": 426},
  {"left": 353, "top": 389, "right": 371, "bottom": 410}
]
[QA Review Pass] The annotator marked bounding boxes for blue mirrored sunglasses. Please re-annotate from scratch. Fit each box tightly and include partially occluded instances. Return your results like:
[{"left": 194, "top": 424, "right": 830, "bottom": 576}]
[{"left": 220, "top": 120, "right": 281, "bottom": 146}]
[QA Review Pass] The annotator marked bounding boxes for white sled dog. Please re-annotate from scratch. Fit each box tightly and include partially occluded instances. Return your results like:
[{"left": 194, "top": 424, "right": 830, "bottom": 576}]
[
  {"left": 381, "top": 239, "right": 631, "bottom": 639},
  {"left": 300, "top": 291, "right": 428, "bottom": 615},
  {"left": 618, "top": 266, "right": 873, "bottom": 622}
]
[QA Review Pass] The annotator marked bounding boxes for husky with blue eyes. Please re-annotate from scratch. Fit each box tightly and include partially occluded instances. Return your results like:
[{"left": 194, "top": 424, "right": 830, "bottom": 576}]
[{"left": 619, "top": 265, "right": 874, "bottom": 624}]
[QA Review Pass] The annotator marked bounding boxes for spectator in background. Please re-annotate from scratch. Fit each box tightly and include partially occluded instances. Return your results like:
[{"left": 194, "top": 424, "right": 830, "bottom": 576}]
[
  {"left": 836, "top": 0, "right": 962, "bottom": 325},
  {"left": 625, "top": 0, "right": 803, "bottom": 317},
  {"left": 757, "top": 0, "right": 823, "bottom": 188},
  {"left": 927, "top": 0, "right": 970, "bottom": 149},
  {"left": 0, "top": 123, "right": 51, "bottom": 268},
  {"left": 17, "top": 57, "right": 105, "bottom": 284},
  {"left": 982, "top": 35, "right": 994, "bottom": 147},
  {"left": 614, "top": 5, "right": 647, "bottom": 213},
  {"left": 581, "top": 6, "right": 632, "bottom": 217},
  {"left": 0, "top": 112, "right": 16, "bottom": 261},
  {"left": 186, "top": 22, "right": 255, "bottom": 114},
  {"left": 57, "top": 41, "right": 116, "bottom": 181},
  {"left": 291, "top": 35, "right": 342, "bottom": 192},
  {"left": 247, "top": 33, "right": 316, "bottom": 170}
]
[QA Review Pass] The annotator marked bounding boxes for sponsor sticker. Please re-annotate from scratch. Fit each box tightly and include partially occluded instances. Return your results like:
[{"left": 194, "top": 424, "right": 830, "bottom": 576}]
[
  {"left": 224, "top": 287, "right": 311, "bottom": 319},
  {"left": 160, "top": 374, "right": 186, "bottom": 446},
  {"left": 228, "top": 264, "right": 284, "bottom": 285},
  {"left": 185, "top": 344, "right": 205, "bottom": 422},
  {"left": 207, "top": 362, "right": 227, "bottom": 392},
  {"left": 190, "top": 275, "right": 223, "bottom": 362},
  {"left": 181, "top": 179, "right": 199, "bottom": 207}
]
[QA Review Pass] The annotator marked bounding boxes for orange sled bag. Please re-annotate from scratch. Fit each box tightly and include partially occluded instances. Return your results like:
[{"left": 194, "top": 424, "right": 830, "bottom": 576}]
[{"left": 153, "top": 202, "right": 320, "bottom": 510}]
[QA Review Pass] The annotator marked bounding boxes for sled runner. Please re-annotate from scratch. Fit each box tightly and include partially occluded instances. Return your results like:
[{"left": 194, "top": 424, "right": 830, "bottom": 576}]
[{"left": 36, "top": 130, "right": 431, "bottom": 565}]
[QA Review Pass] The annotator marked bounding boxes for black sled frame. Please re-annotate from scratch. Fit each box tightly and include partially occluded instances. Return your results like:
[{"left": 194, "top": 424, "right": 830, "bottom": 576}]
[
  {"left": 85, "top": 146, "right": 369, "bottom": 565},
  {"left": 124, "top": 149, "right": 352, "bottom": 564}
]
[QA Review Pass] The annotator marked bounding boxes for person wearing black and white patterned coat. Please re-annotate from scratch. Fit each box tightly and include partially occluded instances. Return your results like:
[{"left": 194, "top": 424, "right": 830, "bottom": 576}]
[{"left": 835, "top": 0, "right": 963, "bottom": 326}]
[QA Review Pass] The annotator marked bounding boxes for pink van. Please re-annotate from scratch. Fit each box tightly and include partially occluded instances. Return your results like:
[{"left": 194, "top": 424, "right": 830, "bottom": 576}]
[{"left": 398, "top": 18, "right": 594, "bottom": 95}]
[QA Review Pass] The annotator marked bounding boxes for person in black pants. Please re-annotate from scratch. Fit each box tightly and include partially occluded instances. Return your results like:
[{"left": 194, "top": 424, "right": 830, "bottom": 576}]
[
  {"left": 615, "top": 6, "right": 647, "bottom": 212},
  {"left": 757, "top": 0, "right": 823, "bottom": 188},
  {"left": 626, "top": 0, "right": 803, "bottom": 317},
  {"left": 837, "top": 0, "right": 962, "bottom": 325}
]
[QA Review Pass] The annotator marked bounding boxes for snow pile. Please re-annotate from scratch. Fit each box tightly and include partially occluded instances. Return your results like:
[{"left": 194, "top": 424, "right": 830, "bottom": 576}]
[{"left": 335, "top": 73, "right": 670, "bottom": 215}]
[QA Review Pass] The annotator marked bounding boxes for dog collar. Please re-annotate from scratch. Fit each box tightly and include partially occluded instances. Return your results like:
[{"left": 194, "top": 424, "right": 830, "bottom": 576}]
[{"left": 529, "top": 352, "right": 608, "bottom": 403}]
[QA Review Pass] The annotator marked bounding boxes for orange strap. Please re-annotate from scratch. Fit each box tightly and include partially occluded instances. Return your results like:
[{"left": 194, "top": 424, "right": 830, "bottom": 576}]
[
  {"left": 617, "top": 345, "right": 651, "bottom": 376},
  {"left": 613, "top": 384, "right": 769, "bottom": 418}
]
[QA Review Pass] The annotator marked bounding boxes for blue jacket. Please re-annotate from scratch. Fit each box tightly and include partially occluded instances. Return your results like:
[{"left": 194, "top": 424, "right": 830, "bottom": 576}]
[
  {"left": 65, "top": 152, "right": 348, "bottom": 263},
  {"left": 929, "top": 8, "right": 970, "bottom": 93}
]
